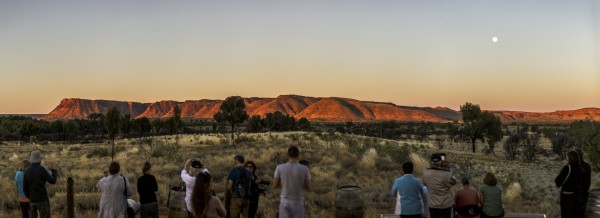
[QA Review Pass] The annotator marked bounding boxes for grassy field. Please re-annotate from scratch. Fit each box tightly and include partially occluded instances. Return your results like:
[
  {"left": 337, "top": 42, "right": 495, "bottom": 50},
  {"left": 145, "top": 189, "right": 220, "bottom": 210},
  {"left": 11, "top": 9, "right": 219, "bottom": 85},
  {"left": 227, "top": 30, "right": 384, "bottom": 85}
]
[{"left": 0, "top": 132, "right": 597, "bottom": 218}]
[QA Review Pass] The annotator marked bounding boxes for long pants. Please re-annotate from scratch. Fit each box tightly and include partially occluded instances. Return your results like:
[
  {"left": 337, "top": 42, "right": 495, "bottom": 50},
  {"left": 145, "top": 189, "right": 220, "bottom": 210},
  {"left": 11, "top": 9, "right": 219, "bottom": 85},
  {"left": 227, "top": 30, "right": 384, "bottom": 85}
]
[
  {"left": 29, "top": 202, "right": 50, "bottom": 218},
  {"left": 248, "top": 196, "right": 259, "bottom": 218},
  {"left": 20, "top": 202, "right": 30, "bottom": 218},
  {"left": 279, "top": 198, "right": 304, "bottom": 218},
  {"left": 229, "top": 197, "right": 249, "bottom": 218},
  {"left": 561, "top": 192, "right": 583, "bottom": 218},
  {"left": 140, "top": 202, "right": 159, "bottom": 218},
  {"left": 429, "top": 207, "right": 452, "bottom": 218}
]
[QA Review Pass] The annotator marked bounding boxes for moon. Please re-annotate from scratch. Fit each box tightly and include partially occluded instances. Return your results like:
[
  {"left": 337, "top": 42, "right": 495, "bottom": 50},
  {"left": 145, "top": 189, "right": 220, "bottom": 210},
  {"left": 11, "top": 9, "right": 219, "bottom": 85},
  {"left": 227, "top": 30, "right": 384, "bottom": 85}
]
[{"left": 492, "top": 36, "right": 498, "bottom": 43}]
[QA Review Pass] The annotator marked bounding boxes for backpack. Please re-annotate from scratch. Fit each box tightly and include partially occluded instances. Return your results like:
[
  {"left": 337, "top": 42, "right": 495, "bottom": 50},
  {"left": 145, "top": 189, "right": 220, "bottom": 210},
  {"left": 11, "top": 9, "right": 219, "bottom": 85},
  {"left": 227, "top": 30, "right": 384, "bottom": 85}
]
[{"left": 236, "top": 167, "right": 252, "bottom": 198}]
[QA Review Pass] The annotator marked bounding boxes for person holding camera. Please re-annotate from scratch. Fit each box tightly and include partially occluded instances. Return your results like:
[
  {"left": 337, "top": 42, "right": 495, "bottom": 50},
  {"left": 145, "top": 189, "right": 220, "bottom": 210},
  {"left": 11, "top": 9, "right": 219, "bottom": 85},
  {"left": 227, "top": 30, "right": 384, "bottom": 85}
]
[
  {"left": 24, "top": 150, "right": 58, "bottom": 218},
  {"left": 245, "top": 161, "right": 270, "bottom": 218},
  {"left": 423, "top": 153, "right": 457, "bottom": 218},
  {"left": 182, "top": 158, "right": 209, "bottom": 218},
  {"left": 227, "top": 155, "right": 252, "bottom": 218}
]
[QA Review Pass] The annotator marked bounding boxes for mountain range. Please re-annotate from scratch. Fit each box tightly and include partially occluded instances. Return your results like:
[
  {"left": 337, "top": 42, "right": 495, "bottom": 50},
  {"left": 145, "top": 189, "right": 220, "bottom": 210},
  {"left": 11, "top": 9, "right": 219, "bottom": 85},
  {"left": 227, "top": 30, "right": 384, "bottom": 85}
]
[{"left": 40, "top": 95, "right": 600, "bottom": 124}]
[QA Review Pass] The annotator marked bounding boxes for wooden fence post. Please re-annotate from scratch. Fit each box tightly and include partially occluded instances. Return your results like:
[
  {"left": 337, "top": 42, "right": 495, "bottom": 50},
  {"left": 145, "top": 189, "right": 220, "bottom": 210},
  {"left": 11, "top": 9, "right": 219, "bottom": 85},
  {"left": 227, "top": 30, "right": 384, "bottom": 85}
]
[{"left": 67, "top": 177, "right": 74, "bottom": 218}]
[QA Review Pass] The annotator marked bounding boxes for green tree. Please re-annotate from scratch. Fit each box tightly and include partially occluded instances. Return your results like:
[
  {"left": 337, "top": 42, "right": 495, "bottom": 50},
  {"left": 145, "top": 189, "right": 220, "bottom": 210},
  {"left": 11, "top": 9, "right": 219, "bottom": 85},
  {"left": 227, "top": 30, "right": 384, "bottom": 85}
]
[
  {"left": 63, "top": 119, "right": 80, "bottom": 142},
  {"left": 213, "top": 96, "right": 249, "bottom": 146},
  {"left": 297, "top": 117, "right": 311, "bottom": 131},
  {"left": 460, "top": 102, "right": 503, "bottom": 153},
  {"left": 120, "top": 114, "right": 132, "bottom": 135},
  {"left": 247, "top": 115, "right": 264, "bottom": 132},
  {"left": 50, "top": 120, "right": 65, "bottom": 140},
  {"left": 132, "top": 117, "right": 152, "bottom": 135},
  {"left": 173, "top": 105, "right": 182, "bottom": 133},
  {"left": 104, "top": 107, "right": 121, "bottom": 161},
  {"left": 568, "top": 120, "right": 600, "bottom": 169}
]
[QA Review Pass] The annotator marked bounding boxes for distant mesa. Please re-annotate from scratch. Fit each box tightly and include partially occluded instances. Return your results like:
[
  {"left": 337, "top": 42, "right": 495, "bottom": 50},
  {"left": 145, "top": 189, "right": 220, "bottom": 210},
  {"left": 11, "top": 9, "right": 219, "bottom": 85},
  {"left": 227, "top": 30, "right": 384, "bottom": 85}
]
[{"left": 40, "top": 95, "right": 600, "bottom": 124}]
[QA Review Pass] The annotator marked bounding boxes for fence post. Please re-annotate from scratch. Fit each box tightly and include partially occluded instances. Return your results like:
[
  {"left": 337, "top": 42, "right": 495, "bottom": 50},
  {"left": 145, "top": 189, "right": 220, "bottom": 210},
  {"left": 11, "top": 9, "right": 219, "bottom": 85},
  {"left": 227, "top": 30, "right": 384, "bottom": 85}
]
[{"left": 67, "top": 177, "right": 74, "bottom": 218}]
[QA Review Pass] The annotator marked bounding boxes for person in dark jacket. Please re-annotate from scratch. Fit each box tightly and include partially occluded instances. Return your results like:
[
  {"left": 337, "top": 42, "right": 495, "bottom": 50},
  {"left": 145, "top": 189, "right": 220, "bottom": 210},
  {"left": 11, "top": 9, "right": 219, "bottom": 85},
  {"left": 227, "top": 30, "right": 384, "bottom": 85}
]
[
  {"left": 23, "top": 150, "right": 58, "bottom": 218},
  {"left": 138, "top": 162, "right": 159, "bottom": 218},
  {"left": 554, "top": 150, "right": 585, "bottom": 218},
  {"left": 574, "top": 147, "right": 591, "bottom": 218},
  {"left": 245, "top": 161, "right": 269, "bottom": 218}
]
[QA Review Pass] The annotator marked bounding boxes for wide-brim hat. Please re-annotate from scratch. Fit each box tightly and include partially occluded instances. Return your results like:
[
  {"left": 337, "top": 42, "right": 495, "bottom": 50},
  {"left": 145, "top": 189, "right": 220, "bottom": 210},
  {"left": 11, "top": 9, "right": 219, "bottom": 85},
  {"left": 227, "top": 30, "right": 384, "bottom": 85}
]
[
  {"left": 430, "top": 153, "right": 442, "bottom": 163},
  {"left": 29, "top": 150, "right": 44, "bottom": 163}
]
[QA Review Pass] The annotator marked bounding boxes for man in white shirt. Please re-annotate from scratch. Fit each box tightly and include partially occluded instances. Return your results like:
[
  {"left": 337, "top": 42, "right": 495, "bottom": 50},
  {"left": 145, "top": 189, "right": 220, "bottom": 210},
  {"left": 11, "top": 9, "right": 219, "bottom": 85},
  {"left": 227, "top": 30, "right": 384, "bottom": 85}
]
[{"left": 273, "top": 146, "right": 312, "bottom": 218}]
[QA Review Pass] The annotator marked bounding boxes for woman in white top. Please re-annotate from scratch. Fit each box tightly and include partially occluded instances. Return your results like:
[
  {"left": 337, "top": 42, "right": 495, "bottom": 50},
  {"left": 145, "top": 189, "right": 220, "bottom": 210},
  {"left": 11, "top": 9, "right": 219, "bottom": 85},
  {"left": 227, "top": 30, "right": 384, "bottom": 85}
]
[
  {"left": 97, "top": 161, "right": 133, "bottom": 218},
  {"left": 181, "top": 159, "right": 208, "bottom": 216}
]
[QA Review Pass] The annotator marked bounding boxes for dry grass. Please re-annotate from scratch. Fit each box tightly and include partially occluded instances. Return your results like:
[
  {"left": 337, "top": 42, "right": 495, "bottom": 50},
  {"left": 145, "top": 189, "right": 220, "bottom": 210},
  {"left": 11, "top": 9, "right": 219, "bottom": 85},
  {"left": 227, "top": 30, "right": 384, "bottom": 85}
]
[{"left": 0, "top": 132, "right": 598, "bottom": 218}]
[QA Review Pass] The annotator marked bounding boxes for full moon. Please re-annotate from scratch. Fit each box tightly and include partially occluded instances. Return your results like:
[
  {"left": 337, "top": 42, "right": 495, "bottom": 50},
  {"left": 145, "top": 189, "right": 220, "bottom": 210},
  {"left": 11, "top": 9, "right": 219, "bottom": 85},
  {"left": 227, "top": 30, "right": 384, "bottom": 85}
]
[{"left": 492, "top": 36, "right": 498, "bottom": 43}]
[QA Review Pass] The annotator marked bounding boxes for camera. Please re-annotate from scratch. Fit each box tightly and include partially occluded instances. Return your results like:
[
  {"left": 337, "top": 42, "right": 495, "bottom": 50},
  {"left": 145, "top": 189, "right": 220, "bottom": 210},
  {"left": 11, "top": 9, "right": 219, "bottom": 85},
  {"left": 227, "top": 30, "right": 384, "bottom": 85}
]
[{"left": 190, "top": 159, "right": 203, "bottom": 168}]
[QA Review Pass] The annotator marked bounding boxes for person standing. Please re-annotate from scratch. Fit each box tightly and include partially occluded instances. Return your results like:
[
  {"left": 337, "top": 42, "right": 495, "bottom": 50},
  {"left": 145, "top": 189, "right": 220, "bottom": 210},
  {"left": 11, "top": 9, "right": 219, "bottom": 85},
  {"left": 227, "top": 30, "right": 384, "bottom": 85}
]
[
  {"left": 574, "top": 147, "right": 591, "bottom": 218},
  {"left": 137, "top": 162, "right": 159, "bottom": 218},
  {"left": 97, "top": 161, "right": 134, "bottom": 218},
  {"left": 16, "top": 159, "right": 31, "bottom": 218},
  {"left": 479, "top": 173, "right": 504, "bottom": 218},
  {"left": 273, "top": 146, "right": 312, "bottom": 218},
  {"left": 24, "top": 150, "right": 58, "bottom": 218},
  {"left": 390, "top": 161, "right": 426, "bottom": 218},
  {"left": 182, "top": 158, "right": 208, "bottom": 218},
  {"left": 555, "top": 150, "right": 584, "bottom": 218},
  {"left": 227, "top": 155, "right": 251, "bottom": 218},
  {"left": 191, "top": 172, "right": 226, "bottom": 218},
  {"left": 423, "top": 153, "right": 457, "bottom": 218},
  {"left": 245, "top": 161, "right": 269, "bottom": 218},
  {"left": 454, "top": 177, "right": 480, "bottom": 218}
]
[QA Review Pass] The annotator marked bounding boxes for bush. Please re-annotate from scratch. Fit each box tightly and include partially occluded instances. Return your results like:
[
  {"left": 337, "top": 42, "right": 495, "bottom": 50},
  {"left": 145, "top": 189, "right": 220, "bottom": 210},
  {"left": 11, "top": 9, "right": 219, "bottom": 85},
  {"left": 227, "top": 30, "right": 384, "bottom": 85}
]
[{"left": 86, "top": 148, "right": 109, "bottom": 158}]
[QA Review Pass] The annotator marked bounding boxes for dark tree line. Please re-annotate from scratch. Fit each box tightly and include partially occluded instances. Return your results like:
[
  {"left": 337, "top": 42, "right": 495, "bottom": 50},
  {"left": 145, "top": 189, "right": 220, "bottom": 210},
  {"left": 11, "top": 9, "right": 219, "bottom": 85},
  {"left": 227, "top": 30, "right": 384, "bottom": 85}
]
[{"left": 245, "top": 112, "right": 311, "bottom": 134}]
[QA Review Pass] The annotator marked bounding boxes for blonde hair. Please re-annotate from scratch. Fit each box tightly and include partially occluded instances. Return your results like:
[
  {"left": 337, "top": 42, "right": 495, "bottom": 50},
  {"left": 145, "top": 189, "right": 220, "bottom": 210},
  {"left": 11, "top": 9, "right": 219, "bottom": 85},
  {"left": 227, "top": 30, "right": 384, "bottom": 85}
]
[{"left": 19, "top": 159, "right": 30, "bottom": 171}]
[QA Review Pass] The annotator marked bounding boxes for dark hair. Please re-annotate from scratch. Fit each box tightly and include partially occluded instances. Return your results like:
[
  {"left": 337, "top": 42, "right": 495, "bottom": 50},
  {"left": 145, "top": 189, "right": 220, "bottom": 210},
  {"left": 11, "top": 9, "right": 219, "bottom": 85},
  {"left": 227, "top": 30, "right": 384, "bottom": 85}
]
[
  {"left": 567, "top": 150, "right": 580, "bottom": 165},
  {"left": 402, "top": 161, "right": 414, "bottom": 174},
  {"left": 484, "top": 173, "right": 497, "bottom": 186},
  {"left": 234, "top": 155, "right": 245, "bottom": 164},
  {"left": 142, "top": 162, "right": 152, "bottom": 173},
  {"left": 245, "top": 161, "right": 256, "bottom": 174},
  {"left": 191, "top": 172, "right": 212, "bottom": 217},
  {"left": 109, "top": 161, "right": 120, "bottom": 175},
  {"left": 288, "top": 146, "right": 299, "bottom": 158}
]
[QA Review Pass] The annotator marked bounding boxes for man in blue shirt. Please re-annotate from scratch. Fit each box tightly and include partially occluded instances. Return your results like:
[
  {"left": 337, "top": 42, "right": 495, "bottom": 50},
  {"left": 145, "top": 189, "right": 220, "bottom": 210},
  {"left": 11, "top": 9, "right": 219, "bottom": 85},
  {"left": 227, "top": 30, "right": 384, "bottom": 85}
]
[
  {"left": 390, "top": 161, "right": 426, "bottom": 218},
  {"left": 227, "top": 155, "right": 251, "bottom": 218}
]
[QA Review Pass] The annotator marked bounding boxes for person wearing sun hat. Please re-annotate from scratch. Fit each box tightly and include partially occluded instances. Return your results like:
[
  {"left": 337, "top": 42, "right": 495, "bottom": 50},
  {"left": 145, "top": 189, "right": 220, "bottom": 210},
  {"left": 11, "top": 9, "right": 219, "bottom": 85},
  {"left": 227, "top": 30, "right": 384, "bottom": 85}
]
[
  {"left": 423, "top": 153, "right": 457, "bottom": 218},
  {"left": 23, "top": 150, "right": 58, "bottom": 218}
]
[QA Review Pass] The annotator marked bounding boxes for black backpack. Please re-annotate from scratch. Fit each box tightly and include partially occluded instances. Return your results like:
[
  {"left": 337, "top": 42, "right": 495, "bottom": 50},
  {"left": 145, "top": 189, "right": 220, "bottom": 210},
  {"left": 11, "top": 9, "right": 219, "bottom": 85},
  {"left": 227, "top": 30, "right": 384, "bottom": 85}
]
[{"left": 236, "top": 167, "right": 252, "bottom": 198}]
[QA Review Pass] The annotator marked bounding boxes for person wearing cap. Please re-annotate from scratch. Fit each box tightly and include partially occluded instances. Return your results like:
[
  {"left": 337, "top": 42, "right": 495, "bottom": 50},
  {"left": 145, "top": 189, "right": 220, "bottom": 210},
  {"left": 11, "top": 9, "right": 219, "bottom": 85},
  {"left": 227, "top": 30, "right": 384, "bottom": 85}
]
[
  {"left": 182, "top": 158, "right": 208, "bottom": 217},
  {"left": 423, "top": 153, "right": 457, "bottom": 218},
  {"left": 23, "top": 150, "right": 58, "bottom": 218},
  {"left": 15, "top": 159, "right": 31, "bottom": 218},
  {"left": 454, "top": 177, "right": 481, "bottom": 218},
  {"left": 138, "top": 162, "right": 159, "bottom": 218},
  {"left": 390, "top": 161, "right": 427, "bottom": 218},
  {"left": 227, "top": 154, "right": 251, "bottom": 218}
]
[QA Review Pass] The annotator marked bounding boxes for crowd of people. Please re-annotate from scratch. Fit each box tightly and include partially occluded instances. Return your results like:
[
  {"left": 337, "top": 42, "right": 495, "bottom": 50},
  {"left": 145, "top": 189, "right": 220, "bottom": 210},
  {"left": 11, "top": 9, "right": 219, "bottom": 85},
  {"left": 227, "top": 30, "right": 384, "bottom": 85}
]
[
  {"left": 13, "top": 145, "right": 592, "bottom": 218},
  {"left": 390, "top": 148, "right": 592, "bottom": 218}
]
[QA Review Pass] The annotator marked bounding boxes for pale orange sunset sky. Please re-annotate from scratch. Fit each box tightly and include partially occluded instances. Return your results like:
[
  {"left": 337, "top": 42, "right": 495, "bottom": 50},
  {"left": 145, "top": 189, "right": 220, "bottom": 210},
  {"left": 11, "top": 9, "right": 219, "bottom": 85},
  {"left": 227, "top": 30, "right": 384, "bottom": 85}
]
[{"left": 1, "top": 0, "right": 599, "bottom": 114}]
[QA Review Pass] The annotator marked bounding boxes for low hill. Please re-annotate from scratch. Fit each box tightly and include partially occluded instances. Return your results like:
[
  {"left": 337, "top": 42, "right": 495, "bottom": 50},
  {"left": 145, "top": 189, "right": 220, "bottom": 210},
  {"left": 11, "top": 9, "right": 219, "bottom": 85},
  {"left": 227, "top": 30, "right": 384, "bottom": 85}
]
[{"left": 40, "top": 95, "right": 600, "bottom": 124}]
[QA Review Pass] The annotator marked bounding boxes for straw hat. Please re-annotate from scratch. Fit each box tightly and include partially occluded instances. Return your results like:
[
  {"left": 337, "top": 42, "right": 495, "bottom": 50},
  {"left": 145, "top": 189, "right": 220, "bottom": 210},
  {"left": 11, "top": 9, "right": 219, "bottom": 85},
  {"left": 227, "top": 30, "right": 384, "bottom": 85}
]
[{"left": 29, "top": 150, "right": 44, "bottom": 163}]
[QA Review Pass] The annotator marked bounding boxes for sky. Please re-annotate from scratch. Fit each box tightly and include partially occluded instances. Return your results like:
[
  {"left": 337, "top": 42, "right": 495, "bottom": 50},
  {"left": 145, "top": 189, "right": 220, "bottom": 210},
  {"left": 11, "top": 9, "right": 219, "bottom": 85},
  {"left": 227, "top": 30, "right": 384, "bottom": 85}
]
[{"left": 0, "top": 0, "right": 598, "bottom": 114}]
